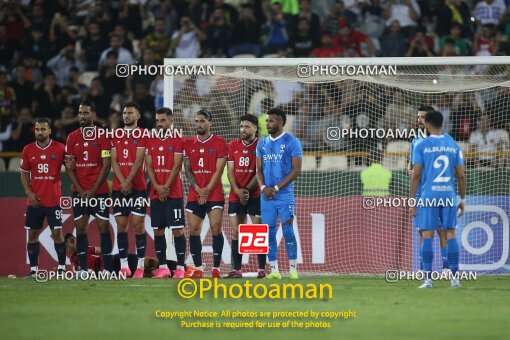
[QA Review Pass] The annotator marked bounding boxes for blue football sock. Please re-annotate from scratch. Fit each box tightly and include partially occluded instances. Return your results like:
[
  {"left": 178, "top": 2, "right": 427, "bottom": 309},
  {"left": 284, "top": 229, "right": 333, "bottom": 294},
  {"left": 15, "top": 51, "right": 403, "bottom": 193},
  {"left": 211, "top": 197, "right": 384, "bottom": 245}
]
[
  {"left": 419, "top": 255, "right": 423, "bottom": 271},
  {"left": 421, "top": 238, "right": 433, "bottom": 280},
  {"left": 282, "top": 225, "right": 297, "bottom": 260},
  {"left": 441, "top": 246, "right": 449, "bottom": 269},
  {"left": 447, "top": 238, "right": 459, "bottom": 275},
  {"left": 268, "top": 226, "right": 278, "bottom": 262}
]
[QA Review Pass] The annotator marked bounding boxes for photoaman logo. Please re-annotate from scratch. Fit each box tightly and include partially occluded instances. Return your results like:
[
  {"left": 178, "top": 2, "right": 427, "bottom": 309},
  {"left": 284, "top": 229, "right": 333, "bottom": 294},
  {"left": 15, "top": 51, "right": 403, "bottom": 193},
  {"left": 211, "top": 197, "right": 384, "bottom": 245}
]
[{"left": 238, "top": 224, "right": 268, "bottom": 254}]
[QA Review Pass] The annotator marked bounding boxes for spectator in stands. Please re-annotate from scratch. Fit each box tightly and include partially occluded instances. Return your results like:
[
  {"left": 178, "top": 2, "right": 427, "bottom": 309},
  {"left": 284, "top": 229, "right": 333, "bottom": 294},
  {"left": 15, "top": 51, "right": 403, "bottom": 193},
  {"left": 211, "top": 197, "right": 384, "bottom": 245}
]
[
  {"left": 98, "top": 34, "right": 134, "bottom": 68},
  {"left": 382, "top": 0, "right": 421, "bottom": 38},
  {"left": 47, "top": 45, "right": 84, "bottom": 87},
  {"left": 87, "top": 77, "right": 110, "bottom": 123},
  {"left": 358, "top": 0, "right": 385, "bottom": 40},
  {"left": 112, "top": 24, "right": 134, "bottom": 53},
  {"left": 469, "top": 114, "right": 508, "bottom": 167},
  {"left": 131, "top": 83, "right": 154, "bottom": 127},
  {"left": 151, "top": 0, "right": 177, "bottom": 37},
  {"left": 20, "top": 56, "right": 44, "bottom": 87},
  {"left": 0, "top": 4, "right": 30, "bottom": 44},
  {"left": 33, "top": 72, "right": 60, "bottom": 119},
  {"left": 474, "top": 0, "right": 507, "bottom": 26},
  {"left": 21, "top": 24, "right": 52, "bottom": 62},
  {"left": 53, "top": 104, "right": 79, "bottom": 141},
  {"left": 142, "top": 18, "right": 172, "bottom": 63},
  {"left": 10, "top": 106, "right": 35, "bottom": 152},
  {"left": 294, "top": 101, "right": 324, "bottom": 152},
  {"left": 0, "top": 118, "right": 12, "bottom": 152},
  {"left": 83, "top": 1, "right": 112, "bottom": 34},
  {"left": 209, "top": 0, "right": 239, "bottom": 26},
  {"left": 0, "top": 25, "right": 17, "bottom": 65},
  {"left": 126, "top": 48, "right": 157, "bottom": 98},
  {"left": 204, "top": 8, "right": 231, "bottom": 57},
  {"left": 439, "top": 24, "right": 470, "bottom": 56},
  {"left": 29, "top": 4, "right": 50, "bottom": 36},
  {"left": 291, "top": 0, "right": 321, "bottom": 41},
  {"left": 380, "top": 20, "right": 408, "bottom": 57},
  {"left": 312, "top": 32, "right": 343, "bottom": 57},
  {"left": 405, "top": 29, "right": 435, "bottom": 57},
  {"left": 107, "top": 110, "right": 121, "bottom": 129},
  {"left": 0, "top": 71, "right": 16, "bottom": 124},
  {"left": 473, "top": 23, "right": 496, "bottom": 55},
  {"left": 450, "top": 92, "right": 481, "bottom": 141},
  {"left": 82, "top": 21, "right": 108, "bottom": 71},
  {"left": 287, "top": 18, "right": 317, "bottom": 57},
  {"left": 322, "top": 1, "right": 357, "bottom": 35},
  {"left": 434, "top": 94, "right": 454, "bottom": 133},
  {"left": 67, "top": 66, "right": 87, "bottom": 94},
  {"left": 49, "top": 13, "right": 78, "bottom": 53},
  {"left": 262, "top": 1, "right": 290, "bottom": 54},
  {"left": 177, "top": 0, "right": 208, "bottom": 27},
  {"left": 229, "top": 4, "right": 262, "bottom": 57},
  {"left": 436, "top": 0, "right": 473, "bottom": 38},
  {"left": 171, "top": 16, "right": 206, "bottom": 58},
  {"left": 99, "top": 51, "right": 126, "bottom": 98},
  {"left": 384, "top": 88, "right": 415, "bottom": 134},
  {"left": 118, "top": 0, "right": 147, "bottom": 39},
  {"left": 9, "top": 65, "right": 34, "bottom": 110},
  {"left": 335, "top": 23, "right": 375, "bottom": 57},
  {"left": 486, "top": 87, "right": 510, "bottom": 130},
  {"left": 360, "top": 148, "right": 392, "bottom": 196}
]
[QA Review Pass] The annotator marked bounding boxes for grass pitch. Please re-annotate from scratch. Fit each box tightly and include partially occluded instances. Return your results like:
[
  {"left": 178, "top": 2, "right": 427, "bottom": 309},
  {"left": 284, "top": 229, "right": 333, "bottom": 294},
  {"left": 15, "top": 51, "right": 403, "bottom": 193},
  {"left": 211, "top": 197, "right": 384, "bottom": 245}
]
[{"left": 0, "top": 275, "right": 508, "bottom": 340}]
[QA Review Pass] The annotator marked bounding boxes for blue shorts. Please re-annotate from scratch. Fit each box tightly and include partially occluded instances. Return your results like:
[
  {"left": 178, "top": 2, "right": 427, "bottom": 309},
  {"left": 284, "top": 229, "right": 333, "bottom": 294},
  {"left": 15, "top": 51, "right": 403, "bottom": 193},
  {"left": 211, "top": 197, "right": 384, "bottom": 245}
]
[
  {"left": 150, "top": 198, "right": 185, "bottom": 229},
  {"left": 25, "top": 206, "right": 63, "bottom": 230},
  {"left": 185, "top": 201, "right": 224, "bottom": 219},
  {"left": 261, "top": 198, "right": 295, "bottom": 227},
  {"left": 112, "top": 190, "right": 148, "bottom": 217},
  {"left": 416, "top": 206, "right": 457, "bottom": 231},
  {"left": 228, "top": 199, "right": 261, "bottom": 217},
  {"left": 72, "top": 192, "right": 109, "bottom": 221}
]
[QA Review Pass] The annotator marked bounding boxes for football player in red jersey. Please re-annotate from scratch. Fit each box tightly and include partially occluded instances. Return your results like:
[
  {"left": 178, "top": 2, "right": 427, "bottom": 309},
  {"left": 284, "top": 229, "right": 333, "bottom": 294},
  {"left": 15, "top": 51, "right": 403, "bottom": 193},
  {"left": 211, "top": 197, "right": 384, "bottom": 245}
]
[
  {"left": 64, "top": 101, "right": 114, "bottom": 275},
  {"left": 145, "top": 107, "right": 186, "bottom": 278},
  {"left": 20, "top": 117, "right": 67, "bottom": 278},
  {"left": 226, "top": 114, "right": 267, "bottom": 278},
  {"left": 110, "top": 102, "right": 149, "bottom": 278},
  {"left": 183, "top": 110, "right": 228, "bottom": 278}
]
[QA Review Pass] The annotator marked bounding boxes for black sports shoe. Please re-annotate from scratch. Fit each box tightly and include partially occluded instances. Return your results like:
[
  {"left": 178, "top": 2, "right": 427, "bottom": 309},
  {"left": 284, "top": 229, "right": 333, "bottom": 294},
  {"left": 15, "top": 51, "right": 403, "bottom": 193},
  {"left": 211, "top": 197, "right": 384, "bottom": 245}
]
[{"left": 25, "top": 270, "right": 37, "bottom": 279}]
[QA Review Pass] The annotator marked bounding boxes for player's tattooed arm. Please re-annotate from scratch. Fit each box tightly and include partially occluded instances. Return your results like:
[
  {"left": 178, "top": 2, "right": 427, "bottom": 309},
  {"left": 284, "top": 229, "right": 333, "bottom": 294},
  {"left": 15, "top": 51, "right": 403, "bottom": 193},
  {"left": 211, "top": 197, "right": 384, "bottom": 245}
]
[
  {"left": 256, "top": 156, "right": 275, "bottom": 199},
  {"left": 65, "top": 157, "right": 86, "bottom": 196},
  {"left": 227, "top": 161, "right": 248, "bottom": 204},
  {"left": 276, "top": 156, "right": 302, "bottom": 191},
  {"left": 183, "top": 157, "right": 199, "bottom": 190},
  {"left": 21, "top": 171, "right": 40, "bottom": 208},
  {"left": 207, "top": 157, "right": 227, "bottom": 193},
  {"left": 123, "top": 147, "right": 145, "bottom": 193}
]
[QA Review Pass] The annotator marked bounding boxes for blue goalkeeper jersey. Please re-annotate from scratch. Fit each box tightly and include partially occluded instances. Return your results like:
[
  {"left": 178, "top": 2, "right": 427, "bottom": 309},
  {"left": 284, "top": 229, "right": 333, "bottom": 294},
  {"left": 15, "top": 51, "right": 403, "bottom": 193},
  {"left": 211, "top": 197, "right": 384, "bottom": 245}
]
[
  {"left": 256, "top": 132, "right": 302, "bottom": 202},
  {"left": 412, "top": 134, "right": 464, "bottom": 201}
]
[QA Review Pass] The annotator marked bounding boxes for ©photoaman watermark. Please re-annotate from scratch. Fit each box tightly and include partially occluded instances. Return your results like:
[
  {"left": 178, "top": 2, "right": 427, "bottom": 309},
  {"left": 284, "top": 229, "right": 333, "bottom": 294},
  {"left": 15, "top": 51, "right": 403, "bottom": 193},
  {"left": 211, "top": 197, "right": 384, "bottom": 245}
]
[
  {"left": 60, "top": 196, "right": 150, "bottom": 211},
  {"left": 81, "top": 126, "right": 184, "bottom": 141},
  {"left": 362, "top": 197, "right": 456, "bottom": 210},
  {"left": 35, "top": 270, "right": 127, "bottom": 282},
  {"left": 116, "top": 64, "right": 215, "bottom": 78},
  {"left": 385, "top": 270, "right": 477, "bottom": 283},
  {"left": 297, "top": 64, "right": 397, "bottom": 78},
  {"left": 326, "top": 128, "right": 426, "bottom": 141}
]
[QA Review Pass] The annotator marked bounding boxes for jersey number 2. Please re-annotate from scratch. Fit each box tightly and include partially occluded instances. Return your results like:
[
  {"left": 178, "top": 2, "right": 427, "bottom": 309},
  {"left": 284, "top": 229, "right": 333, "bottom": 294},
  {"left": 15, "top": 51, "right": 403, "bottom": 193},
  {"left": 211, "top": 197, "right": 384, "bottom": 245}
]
[{"left": 433, "top": 155, "right": 451, "bottom": 182}]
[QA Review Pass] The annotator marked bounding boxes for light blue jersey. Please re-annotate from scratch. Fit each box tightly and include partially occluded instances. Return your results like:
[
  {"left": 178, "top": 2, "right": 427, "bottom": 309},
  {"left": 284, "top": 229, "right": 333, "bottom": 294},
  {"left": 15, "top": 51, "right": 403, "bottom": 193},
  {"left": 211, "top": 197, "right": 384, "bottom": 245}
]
[
  {"left": 412, "top": 134, "right": 464, "bottom": 230},
  {"left": 256, "top": 132, "right": 302, "bottom": 204},
  {"left": 410, "top": 133, "right": 426, "bottom": 197}
]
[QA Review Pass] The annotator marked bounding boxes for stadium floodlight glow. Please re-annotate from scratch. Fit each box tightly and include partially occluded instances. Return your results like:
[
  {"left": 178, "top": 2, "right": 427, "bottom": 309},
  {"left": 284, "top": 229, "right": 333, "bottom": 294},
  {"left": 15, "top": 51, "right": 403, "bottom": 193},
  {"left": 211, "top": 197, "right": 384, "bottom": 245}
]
[{"left": 164, "top": 57, "right": 510, "bottom": 274}]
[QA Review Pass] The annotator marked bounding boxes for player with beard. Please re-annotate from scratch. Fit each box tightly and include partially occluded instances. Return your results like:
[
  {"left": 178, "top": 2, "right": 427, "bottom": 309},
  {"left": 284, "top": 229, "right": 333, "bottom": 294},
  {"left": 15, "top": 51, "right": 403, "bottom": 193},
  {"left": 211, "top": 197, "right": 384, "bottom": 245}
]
[
  {"left": 145, "top": 107, "right": 186, "bottom": 278},
  {"left": 183, "top": 110, "right": 228, "bottom": 278},
  {"left": 226, "top": 114, "right": 267, "bottom": 278},
  {"left": 21, "top": 117, "right": 66, "bottom": 277},
  {"left": 64, "top": 101, "right": 114, "bottom": 274},
  {"left": 111, "top": 102, "right": 149, "bottom": 278}
]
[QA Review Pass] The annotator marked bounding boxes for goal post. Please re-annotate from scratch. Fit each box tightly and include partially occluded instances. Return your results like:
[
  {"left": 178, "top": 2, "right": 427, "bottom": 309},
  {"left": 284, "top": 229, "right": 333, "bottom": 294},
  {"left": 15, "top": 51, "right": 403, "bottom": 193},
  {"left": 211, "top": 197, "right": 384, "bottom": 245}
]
[{"left": 164, "top": 57, "right": 510, "bottom": 275}]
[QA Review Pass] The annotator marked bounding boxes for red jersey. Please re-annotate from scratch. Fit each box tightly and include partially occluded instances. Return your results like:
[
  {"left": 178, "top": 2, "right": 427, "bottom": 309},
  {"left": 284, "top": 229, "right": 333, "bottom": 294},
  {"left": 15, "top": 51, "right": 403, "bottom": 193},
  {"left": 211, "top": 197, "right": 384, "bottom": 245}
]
[
  {"left": 69, "top": 246, "right": 103, "bottom": 273},
  {"left": 334, "top": 30, "right": 368, "bottom": 57},
  {"left": 184, "top": 134, "right": 228, "bottom": 202},
  {"left": 20, "top": 140, "right": 65, "bottom": 207},
  {"left": 146, "top": 136, "right": 184, "bottom": 200},
  {"left": 227, "top": 138, "right": 260, "bottom": 202},
  {"left": 111, "top": 127, "right": 147, "bottom": 191},
  {"left": 65, "top": 127, "right": 111, "bottom": 194}
]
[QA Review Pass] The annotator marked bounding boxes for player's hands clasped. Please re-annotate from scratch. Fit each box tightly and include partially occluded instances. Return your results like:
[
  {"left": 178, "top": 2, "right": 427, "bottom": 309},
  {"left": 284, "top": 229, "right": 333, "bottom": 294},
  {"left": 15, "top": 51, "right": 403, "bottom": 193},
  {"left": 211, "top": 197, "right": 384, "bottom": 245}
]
[
  {"left": 121, "top": 181, "right": 133, "bottom": 196},
  {"left": 27, "top": 191, "right": 41, "bottom": 208},
  {"left": 263, "top": 186, "right": 276, "bottom": 200},
  {"left": 156, "top": 184, "right": 169, "bottom": 202},
  {"left": 236, "top": 188, "right": 249, "bottom": 205}
]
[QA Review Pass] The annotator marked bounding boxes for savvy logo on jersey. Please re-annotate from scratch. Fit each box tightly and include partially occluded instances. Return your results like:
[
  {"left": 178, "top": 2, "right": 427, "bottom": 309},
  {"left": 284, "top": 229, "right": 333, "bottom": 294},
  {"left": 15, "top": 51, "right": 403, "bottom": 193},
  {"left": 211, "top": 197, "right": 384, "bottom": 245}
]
[{"left": 238, "top": 224, "right": 269, "bottom": 254}]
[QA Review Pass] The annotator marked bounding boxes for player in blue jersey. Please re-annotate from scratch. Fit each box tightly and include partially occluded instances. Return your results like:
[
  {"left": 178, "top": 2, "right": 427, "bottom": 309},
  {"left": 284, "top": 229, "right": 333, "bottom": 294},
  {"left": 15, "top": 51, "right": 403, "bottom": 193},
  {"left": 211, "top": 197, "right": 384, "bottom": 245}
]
[
  {"left": 256, "top": 108, "right": 302, "bottom": 280},
  {"left": 410, "top": 110, "right": 466, "bottom": 289},
  {"left": 409, "top": 106, "right": 449, "bottom": 273}
]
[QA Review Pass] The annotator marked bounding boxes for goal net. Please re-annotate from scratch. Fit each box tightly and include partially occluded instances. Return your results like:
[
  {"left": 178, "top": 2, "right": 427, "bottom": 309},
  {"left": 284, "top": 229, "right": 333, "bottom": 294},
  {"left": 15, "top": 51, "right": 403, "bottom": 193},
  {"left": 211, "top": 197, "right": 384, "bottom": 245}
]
[{"left": 164, "top": 57, "right": 510, "bottom": 275}]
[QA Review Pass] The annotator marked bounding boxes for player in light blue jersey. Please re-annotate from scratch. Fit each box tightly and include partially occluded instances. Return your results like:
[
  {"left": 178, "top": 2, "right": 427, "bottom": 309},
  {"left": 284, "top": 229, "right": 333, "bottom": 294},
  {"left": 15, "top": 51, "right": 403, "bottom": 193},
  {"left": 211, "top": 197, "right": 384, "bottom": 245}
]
[
  {"left": 256, "top": 108, "right": 302, "bottom": 280},
  {"left": 411, "top": 110, "right": 466, "bottom": 289},
  {"left": 409, "top": 106, "right": 449, "bottom": 272}
]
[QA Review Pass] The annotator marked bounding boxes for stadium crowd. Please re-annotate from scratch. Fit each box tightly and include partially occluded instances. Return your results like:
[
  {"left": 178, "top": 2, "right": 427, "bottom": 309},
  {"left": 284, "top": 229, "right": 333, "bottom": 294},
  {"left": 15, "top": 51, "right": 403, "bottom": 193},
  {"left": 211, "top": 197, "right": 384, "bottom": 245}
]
[{"left": 0, "top": 0, "right": 509, "bottom": 168}]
